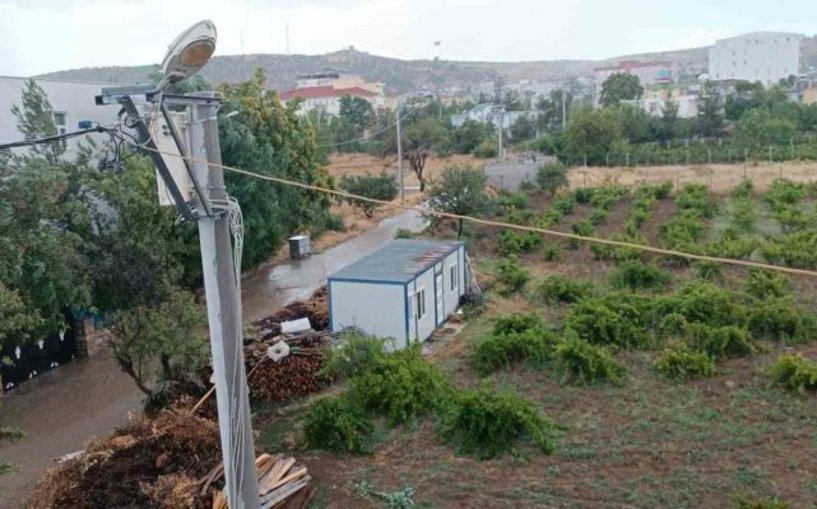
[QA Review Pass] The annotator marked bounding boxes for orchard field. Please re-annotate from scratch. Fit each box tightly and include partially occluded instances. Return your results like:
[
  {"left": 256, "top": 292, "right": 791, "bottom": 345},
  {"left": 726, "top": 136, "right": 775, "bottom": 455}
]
[{"left": 254, "top": 174, "right": 817, "bottom": 509}]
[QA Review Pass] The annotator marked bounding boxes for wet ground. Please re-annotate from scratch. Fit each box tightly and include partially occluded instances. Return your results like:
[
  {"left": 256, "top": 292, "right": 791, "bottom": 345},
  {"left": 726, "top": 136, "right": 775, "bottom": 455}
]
[{"left": 0, "top": 209, "right": 426, "bottom": 507}]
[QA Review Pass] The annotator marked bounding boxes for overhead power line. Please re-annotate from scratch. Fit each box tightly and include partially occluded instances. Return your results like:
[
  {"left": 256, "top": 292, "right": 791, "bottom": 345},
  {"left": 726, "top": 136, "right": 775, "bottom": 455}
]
[
  {"left": 315, "top": 106, "right": 416, "bottom": 149},
  {"left": 125, "top": 140, "right": 817, "bottom": 279},
  {"left": 0, "top": 126, "right": 108, "bottom": 151}
]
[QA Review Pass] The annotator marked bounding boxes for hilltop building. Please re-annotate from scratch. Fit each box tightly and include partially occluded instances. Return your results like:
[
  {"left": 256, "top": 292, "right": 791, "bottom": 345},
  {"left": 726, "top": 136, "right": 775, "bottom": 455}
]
[
  {"left": 708, "top": 32, "right": 803, "bottom": 85},
  {"left": 278, "top": 71, "right": 392, "bottom": 115}
]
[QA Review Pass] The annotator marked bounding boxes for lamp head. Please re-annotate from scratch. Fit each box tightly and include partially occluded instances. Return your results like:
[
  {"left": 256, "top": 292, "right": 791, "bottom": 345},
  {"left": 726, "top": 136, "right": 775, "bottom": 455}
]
[{"left": 160, "top": 20, "right": 217, "bottom": 87}]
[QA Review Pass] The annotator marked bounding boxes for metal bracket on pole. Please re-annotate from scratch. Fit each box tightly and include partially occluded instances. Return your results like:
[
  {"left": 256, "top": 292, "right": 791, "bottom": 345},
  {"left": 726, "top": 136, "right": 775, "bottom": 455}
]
[
  {"left": 118, "top": 95, "right": 196, "bottom": 221},
  {"left": 159, "top": 102, "right": 212, "bottom": 217}
]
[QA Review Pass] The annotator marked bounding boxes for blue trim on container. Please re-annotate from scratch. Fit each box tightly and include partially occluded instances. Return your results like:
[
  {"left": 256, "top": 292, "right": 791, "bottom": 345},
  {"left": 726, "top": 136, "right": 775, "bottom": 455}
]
[
  {"left": 403, "top": 281, "right": 410, "bottom": 347},
  {"left": 327, "top": 276, "right": 406, "bottom": 286},
  {"left": 411, "top": 242, "right": 463, "bottom": 282},
  {"left": 328, "top": 279, "right": 334, "bottom": 332}
]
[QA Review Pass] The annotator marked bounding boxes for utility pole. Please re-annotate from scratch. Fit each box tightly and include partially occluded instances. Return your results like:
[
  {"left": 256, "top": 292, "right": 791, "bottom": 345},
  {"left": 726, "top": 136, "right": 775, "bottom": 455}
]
[
  {"left": 495, "top": 106, "right": 505, "bottom": 160},
  {"left": 190, "top": 93, "right": 261, "bottom": 509},
  {"left": 396, "top": 103, "right": 404, "bottom": 202}
]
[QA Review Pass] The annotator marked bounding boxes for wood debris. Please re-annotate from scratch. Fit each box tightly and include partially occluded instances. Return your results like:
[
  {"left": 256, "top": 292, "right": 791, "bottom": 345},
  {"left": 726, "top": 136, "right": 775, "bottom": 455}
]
[{"left": 207, "top": 454, "right": 312, "bottom": 509}]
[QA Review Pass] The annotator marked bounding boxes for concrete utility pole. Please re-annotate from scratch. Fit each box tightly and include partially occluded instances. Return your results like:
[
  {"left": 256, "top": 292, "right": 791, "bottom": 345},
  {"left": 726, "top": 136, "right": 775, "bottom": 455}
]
[
  {"left": 495, "top": 107, "right": 505, "bottom": 160},
  {"left": 190, "top": 93, "right": 261, "bottom": 509},
  {"left": 396, "top": 103, "right": 404, "bottom": 202},
  {"left": 561, "top": 88, "right": 567, "bottom": 130}
]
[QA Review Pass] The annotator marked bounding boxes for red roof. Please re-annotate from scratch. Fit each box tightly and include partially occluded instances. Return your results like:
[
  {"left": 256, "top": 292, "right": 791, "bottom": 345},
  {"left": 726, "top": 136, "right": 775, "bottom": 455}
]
[{"left": 278, "top": 86, "right": 377, "bottom": 101}]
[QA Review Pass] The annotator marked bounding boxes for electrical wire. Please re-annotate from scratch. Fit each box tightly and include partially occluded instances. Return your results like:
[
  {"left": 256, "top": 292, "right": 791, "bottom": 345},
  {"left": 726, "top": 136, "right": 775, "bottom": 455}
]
[
  {"left": 125, "top": 139, "right": 817, "bottom": 279},
  {"left": 0, "top": 126, "right": 108, "bottom": 151}
]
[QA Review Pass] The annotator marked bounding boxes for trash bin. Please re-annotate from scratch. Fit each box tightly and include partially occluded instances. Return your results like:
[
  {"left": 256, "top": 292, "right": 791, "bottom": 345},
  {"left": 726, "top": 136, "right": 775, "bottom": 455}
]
[{"left": 288, "top": 235, "right": 311, "bottom": 259}]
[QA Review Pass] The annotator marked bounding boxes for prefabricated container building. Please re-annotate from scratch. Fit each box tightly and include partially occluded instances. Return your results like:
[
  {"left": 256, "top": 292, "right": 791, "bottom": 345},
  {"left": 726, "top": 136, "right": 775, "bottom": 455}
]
[{"left": 328, "top": 239, "right": 466, "bottom": 349}]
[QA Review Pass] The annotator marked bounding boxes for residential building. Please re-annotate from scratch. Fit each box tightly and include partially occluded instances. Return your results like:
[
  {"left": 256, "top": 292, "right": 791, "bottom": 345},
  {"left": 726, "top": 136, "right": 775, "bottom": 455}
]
[
  {"left": 593, "top": 60, "right": 677, "bottom": 106},
  {"left": 278, "top": 71, "right": 390, "bottom": 115},
  {"left": 0, "top": 76, "right": 123, "bottom": 158},
  {"left": 708, "top": 32, "right": 803, "bottom": 85},
  {"left": 624, "top": 84, "right": 700, "bottom": 118},
  {"left": 450, "top": 104, "right": 534, "bottom": 129},
  {"left": 328, "top": 239, "right": 467, "bottom": 350}
]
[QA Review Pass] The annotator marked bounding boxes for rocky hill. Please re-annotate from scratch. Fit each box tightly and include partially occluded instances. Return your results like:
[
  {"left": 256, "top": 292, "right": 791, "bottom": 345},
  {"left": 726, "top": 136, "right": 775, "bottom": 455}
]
[{"left": 38, "top": 45, "right": 715, "bottom": 94}]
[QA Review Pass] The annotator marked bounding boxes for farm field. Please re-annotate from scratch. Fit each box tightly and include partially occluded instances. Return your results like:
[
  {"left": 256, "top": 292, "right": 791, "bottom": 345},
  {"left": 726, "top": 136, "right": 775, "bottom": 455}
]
[{"left": 254, "top": 176, "right": 817, "bottom": 508}]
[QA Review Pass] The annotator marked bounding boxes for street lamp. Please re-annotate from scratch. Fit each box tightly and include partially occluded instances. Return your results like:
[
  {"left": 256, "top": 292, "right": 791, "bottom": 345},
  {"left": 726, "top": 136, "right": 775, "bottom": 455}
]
[{"left": 159, "top": 20, "right": 217, "bottom": 87}]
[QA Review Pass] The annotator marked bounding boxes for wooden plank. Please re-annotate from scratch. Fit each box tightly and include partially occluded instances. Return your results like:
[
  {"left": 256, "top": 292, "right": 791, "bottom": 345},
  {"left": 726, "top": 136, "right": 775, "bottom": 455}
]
[
  {"left": 265, "top": 466, "right": 308, "bottom": 494},
  {"left": 212, "top": 490, "right": 227, "bottom": 509},
  {"left": 260, "top": 457, "right": 296, "bottom": 493},
  {"left": 260, "top": 475, "right": 311, "bottom": 508}
]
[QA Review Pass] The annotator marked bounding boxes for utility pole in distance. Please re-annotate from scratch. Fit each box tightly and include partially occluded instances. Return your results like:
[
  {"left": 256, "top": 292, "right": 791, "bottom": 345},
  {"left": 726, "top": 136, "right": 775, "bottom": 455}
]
[
  {"left": 190, "top": 93, "right": 261, "bottom": 509},
  {"left": 396, "top": 103, "right": 404, "bottom": 202}
]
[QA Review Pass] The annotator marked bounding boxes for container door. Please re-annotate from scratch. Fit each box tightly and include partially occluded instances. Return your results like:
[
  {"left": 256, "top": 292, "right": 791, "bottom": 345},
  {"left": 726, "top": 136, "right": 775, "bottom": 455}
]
[{"left": 435, "top": 273, "right": 445, "bottom": 326}]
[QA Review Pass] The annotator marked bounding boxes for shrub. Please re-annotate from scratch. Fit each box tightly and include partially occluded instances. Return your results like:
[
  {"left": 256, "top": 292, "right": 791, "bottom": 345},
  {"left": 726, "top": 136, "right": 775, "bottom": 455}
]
[
  {"left": 573, "top": 188, "right": 593, "bottom": 204},
  {"left": 609, "top": 260, "right": 671, "bottom": 291},
  {"left": 747, "top": 298, "right": 817, "bottom": 343},
  {"left": 767, "top": 353, "right": 817, "bottom": 394},
  {"left": 774, "top": 206, "right": 811, "bottom": 233},
  {"left": 654, "top": 181, "right": 673, "bottom": 200},
  {"left": 348, "top": 346, "right": 450, "bottom": 426},
  {"left": 694, "top": 261, "right": 723, "bottom": 281},
  {"left": 676, "top": 183, "right": 715, "bottom": 218},
  {"left": 493, "top": 312, "right": 545, "bottom": 335},
  {"left": 655, "top": 345, "right": 716, "bottom": 380},
  {"left": 535, "top": 275, "right": 594, "bottom": 304},
  {"left": 588, "top": 208, "right": 609, "bottom": 226},
  {"left": 552, "top": 195, "right": 577, "bottom": 216},
  {"left": 589, "top": 186, "right": 628, "bottom": 210},
  {"left": 764, "top": 179, "right": 805, "bottom": 210},
  {"left": 439, "top": 385, "right": 558, "bottom": 459},
  {"left": 543, "top": 245, "right": 561, "bottom": 262},
  {"left": 745, "top": 269, "right": 791, "bottom": 300},
  {"left": 498, "top": 229, "right": 542, "bottom": 256},
  {"left": 761, "top": 230, "right": 817, "bottom": 269},
  {"left": 470, "top": 329, "right": 553, "bottom": 375},
  {"left": 537, "top": 162, "right": 568, "bottom": 197},
  {"left": 730, "top": 197, "right": 756, "bottom": 232},
  {"left": 473, "top": 139, "right": 498, "bottom": 159},
  {"left": 705, "top": 234, "right": 756, "bottom": 260},
  {"left": 571, "top": 219, "right": 595, "bottom": 237},
  {"left": 734, "top": 496, "right": 790, "bottom": 509},
  {"left": 682, "top": 322, "right": 755, "bottom": 359},
  {"left": 304, "top": 395, "right": 375, "bottom": 454},
  {"left": 656, "top": 281, "right": 749, "bottom": 328},
  {"left": 496, "top": 257, "right": 530, "bottom": 295},
  {"left": 660, "top": 209, "right": 706, "bottom": 249},
  {"left": 732, "top": 178, "right": 753, "bottom": 199},
  {"left": 554, "top": 333, "right": 625, "bottom": 385},
  {"left": 394, "top": 228, "right": 413, "bottom": 239},
  {"left": 339, "top": 172, "right": 398, "bottom": 218},
  {"left": 565, "top": 294, "right": 652, "bottom": 350},
  {"left": 322, "top": 333, "right": 389, "bottom": 380},
  {"left": 461, "top": 291, "right": 487, "bottom": 319},
  {"left": 591, "top": 234, "right": 643, "bottom": 262}
]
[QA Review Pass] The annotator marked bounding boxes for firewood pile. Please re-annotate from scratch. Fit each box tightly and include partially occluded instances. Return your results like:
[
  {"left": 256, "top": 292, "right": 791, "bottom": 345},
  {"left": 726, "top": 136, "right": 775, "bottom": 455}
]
[
  {"left": 253, "top": 287, "right": 329, "bottom": 340},
  {"left": 206, "top": 453, "right": 312, "bottom": 509}
]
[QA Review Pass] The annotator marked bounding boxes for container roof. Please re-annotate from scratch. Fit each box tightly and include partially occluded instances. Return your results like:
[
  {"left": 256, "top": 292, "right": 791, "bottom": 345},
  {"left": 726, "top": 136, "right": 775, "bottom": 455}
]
[{"left": 329, "top": 239, "right": 462, "bottom": 284}]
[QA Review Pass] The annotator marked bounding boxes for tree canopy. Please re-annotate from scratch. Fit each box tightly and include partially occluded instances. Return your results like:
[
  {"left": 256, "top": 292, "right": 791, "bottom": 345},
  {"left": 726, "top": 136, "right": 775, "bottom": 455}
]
[{"left": 600, "top": 73, "right": 644, "bottom": 107}]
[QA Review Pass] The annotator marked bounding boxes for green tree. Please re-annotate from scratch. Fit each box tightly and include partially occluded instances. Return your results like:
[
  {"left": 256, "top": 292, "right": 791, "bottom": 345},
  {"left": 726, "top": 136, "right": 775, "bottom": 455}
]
[
  {"left": 339, "top": 172, "right": 398, "bottom": 217},
  {"left": 452, "top": 120, "right": 493, "bottom": 154},
  {"left": 427, "top": 165, "right": 488, "bottom": 236},
  {"left": 10, "top": 79, "right": 64, "bottom": 164},
  {"left": 401, "top": 117, "right": 450, "bottom": 192},
  {"left": 536, "top": 89, "right": 572, "bottom": 131},
  {"left": 696, "top": 82, "right": 724, "bottom": 137},
  {"left": 536, "top": 161, "right": 569, "bottom": 196},
  {"left": 660, "top": 98, "right": 680, "bottom": 141},
  {"left": 600, "top": 73, "right": 644, "bottom": 107},
  {"left": 735, "top": 109, "right": 797, "bottom": 148},
  {"left": 339, "top": 96, "right": 375, "bottom": 134},
  {"left": 503, "top": 90, "right": 525, "bottom": 110},
  {"left": 510, "top": 115, "right": 536, "bottom": 141},
  {"left": 564, "top": 106, "right": 625, "bottom": 164},
  {"left": 218, "top": 68, "right": 333, "bottom": 268}
]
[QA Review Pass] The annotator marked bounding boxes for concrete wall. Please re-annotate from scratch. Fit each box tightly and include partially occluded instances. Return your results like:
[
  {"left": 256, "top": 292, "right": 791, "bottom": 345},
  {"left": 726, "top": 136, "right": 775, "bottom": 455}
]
[
  {"left": 329, "top": 280, "right": 406, "bottom": 348},
  {"left": 0, "top": 76, "right": 124, "bottom": 159}
]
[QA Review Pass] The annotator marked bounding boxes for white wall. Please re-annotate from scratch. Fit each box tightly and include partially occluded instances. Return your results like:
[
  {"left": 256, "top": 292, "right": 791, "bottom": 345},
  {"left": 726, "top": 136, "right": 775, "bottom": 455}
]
[
  {"left": 441, "top": 247, "right": 465, "bottom": 318},
  {"left": 408, "top": 268, "right": 436, "bottom": 345},
  {"left": 709, "top": 32, "right": 802, "bottom": 85},
  {"left": 329, "top": 280, "right": 406, "bottom": 348},
  {"left": 0, "top": 76, "right": 123, "bottom": 159}
]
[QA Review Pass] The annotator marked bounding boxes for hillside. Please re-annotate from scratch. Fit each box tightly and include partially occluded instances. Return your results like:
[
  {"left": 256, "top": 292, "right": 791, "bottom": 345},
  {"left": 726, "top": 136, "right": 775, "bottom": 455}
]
[{"left": 38, "top": 46, "right": 710, "bottom": 94}]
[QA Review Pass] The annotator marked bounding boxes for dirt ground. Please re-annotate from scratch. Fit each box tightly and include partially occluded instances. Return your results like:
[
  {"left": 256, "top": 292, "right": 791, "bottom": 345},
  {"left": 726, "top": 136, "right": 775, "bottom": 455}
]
[
  {"left": 251, "top": 184, "right": 817, "bottom": 509},
  {"left": 568, "top": 161, "right": 817, "bottom": 194}
]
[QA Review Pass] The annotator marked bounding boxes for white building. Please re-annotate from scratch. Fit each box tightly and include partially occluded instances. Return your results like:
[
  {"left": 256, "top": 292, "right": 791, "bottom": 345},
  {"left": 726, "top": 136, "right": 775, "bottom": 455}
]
[
  {"left": 328, "top": 239, "right": 466, "bottom": 350},
  {"left": 0, "top": 76, "right": 123, "bottom": 159},
  {"left": 278, "top": 71, "right": 390, "bottom": 115},
  {"left": 708, "top": 32, "right": 803, "bottom": 85}
]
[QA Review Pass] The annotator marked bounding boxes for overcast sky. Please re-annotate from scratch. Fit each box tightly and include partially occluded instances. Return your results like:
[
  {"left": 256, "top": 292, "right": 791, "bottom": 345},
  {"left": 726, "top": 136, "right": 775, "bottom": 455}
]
[{"left": 1, "top": 0, "right": 815, "bottom": 76}]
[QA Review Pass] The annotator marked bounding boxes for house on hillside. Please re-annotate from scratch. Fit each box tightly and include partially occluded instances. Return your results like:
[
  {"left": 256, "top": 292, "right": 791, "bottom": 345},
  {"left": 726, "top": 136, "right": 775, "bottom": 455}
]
[
  {"left": 328, "top": 239, "right": 467, "bottom": 349},
  {"left": 278, "top": 71, "right": 392, "bottom": 115}
]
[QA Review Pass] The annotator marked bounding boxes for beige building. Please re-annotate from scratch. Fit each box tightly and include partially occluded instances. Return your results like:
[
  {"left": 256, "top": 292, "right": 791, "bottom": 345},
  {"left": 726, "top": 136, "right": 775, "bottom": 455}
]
[{"left": 280, "top": 71, "right": 391, "bottom": 115}]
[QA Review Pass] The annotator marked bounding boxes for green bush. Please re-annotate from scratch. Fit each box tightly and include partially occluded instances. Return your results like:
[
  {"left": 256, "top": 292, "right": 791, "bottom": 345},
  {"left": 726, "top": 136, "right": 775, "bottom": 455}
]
[
  {"left": 767, "top": 353, "right": 817, "bottom": 394},
  {"left": 747, "top": 298, "right": 817, "bottom": 343},
  {"left": 590, "top": 234, "right": 643, "bottom": 263},
  {"left": 439, "top": 385, "right": 558, "bottom": 459},
  {"left": 730, "top": 197, "right": 756, "bottom": 232},
  {"left": 675, "top": 183, "right": 715, "bottom": 218},
  {"left": 496, "top": 257, "right": 531, "bottom": 295},
  {"left": 655, "top": 344, "right": 716, "bottom": 380},
  {"left": 473, "top": 139, "right": 498, "bottom": 159},
  {"left": 609, "top": 260, "right": 671, "bottom": 291},
  {"left": 470, "top": 329, "right": 553, "bottom": 375},
  {"left": 552, "top": 195, "right": 577, "bottom": 216},
  {"left": 573, "top": 188, "right": 594, "bottom": 204},
  {"left": 322, "top": 333, "right": 389, "bottom": 380},
  {"left": 656, "top": 281, "right": 749, "bottom": 328},
  {"left": 693, "top": 261, "right": 723, "bottom": 281},
  {"left": 571, "top": 219, "right": 595, "bottom": 237},
  {"left": 543, "top": 245, "right": 561, "bottom": 262},
  {"left": 764, "top": 179, "right": 805, "bottom": 210},
  {"left": 535, "top": 275, "right": 594, "bottom": 304},
  {"left": 733, "top": 495, "right": 790, "bottom": 509},
  {"left": 745, "top": 269, "right": 791, "bottom": 299},
  {"left": 588, "top": 208, "right": 609, "bottom": 226},
  {"left": 348, "top": 346, "right": 450, "bottom": 426},
  {"left": 498, "top": 229, "right": 542, "bottom": 256},
  {"left": 653, "top": 181, "right": 673, "bottom": 200},
  {"left": 565, "top": 294, "right": 652, "bottom": 350},
  {"left": 705, "top": 234, "right": 756, "bottom": 260},
  {"left": 304, "top": 395, "right": 375, "bottom": 454},
  {"left": 554, "top": 333, "right": 626, "bottom": 385},
  {"left": 682, "top": 322, "right": 755, "bottom": 359},
  {"left": 761, "top": 230, "right": 817, "bottom": 269},
  {"left": 732, "top": 178, "right": 753, "bottom": 199},
  {"left": 660, "top": 210, "right": 706, "bottom": 249},
  {"left": 394, "top": 228, "right": 413, "bottom": 239},
  {"left": 537, "top": 162, "right": 569, "bottom": 197},
  {"left": 492, "top": 312, "right": 545, "bottom": 335},
  {"left": 339, "top": 172, "right": 398, "bottom": 218},
  {"left": 774, "top": 206, "right": 811, "bottom": 233},
  {"left": 589, "top": 186, "right": 628, "bottom": 210}
]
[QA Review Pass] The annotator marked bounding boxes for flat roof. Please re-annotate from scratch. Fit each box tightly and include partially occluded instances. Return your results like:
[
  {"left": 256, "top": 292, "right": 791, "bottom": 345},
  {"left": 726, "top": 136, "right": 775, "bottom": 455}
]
[{"left": 329, "top": 239, "right": 462, "bottom": 284}]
